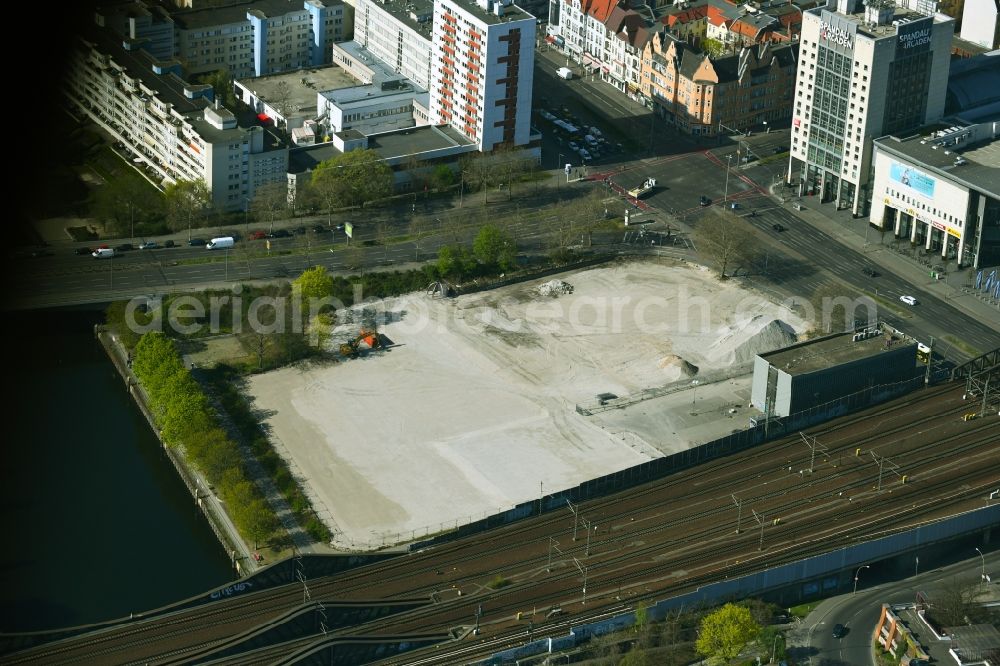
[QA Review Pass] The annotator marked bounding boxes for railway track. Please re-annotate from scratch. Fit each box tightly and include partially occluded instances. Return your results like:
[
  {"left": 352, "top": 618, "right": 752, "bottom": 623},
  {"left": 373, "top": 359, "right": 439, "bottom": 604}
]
[{"left": 8, "top": 384, "right": 995, "bottom": 665}]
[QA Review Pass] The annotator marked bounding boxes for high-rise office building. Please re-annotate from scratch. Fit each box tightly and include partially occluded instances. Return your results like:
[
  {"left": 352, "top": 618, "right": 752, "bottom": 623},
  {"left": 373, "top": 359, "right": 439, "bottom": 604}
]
[{"left": 788, "top": 0, "right": 952, "bottom": 216}]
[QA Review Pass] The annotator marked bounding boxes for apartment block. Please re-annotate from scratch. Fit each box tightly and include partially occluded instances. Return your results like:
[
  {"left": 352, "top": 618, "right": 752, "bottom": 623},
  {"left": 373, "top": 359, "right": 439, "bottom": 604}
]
[
  {"left": 65, "top": 31, "right": 288, "bottom": 211},
  {"left": 101, "top": 0, "right": 348, "bottom": 79},
  {"left": 788, "top": 0, "right": 953, "bottom": 216},
  {"left": 352, "top": 0, "right": 435, "bottom": 89},
  {"left": 430, "top": 0, "right": 536, "bottom": 151},
  {"left": 642, "top": 32, "right": 797, "bottom": 136}
]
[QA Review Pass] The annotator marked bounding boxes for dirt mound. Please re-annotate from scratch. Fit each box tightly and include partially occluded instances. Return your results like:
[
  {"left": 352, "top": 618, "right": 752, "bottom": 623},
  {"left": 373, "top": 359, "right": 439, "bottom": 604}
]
[
  {"left": 657, "top": 355, "right": 699, "bottom": 376},
  {"left": 732, "top": 319, "right": 798, "bottom": 364},
  {"left": 537, "top": 279, "right": 574, "bottom": 297}
]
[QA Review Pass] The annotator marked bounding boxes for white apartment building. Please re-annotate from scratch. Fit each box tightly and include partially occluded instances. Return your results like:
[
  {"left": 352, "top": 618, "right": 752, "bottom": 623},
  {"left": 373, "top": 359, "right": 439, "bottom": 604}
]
[
  {"left": 870, "top": 123, "right": 1000, "bottom": 269},
  {"left": 788, "top": 0, "right": 953, "bottom": 216},
  {"left": 430, "top": 0, "right": 536, "bottom": 151},
  {"left": 352, "top": 0, "right": 435, "bottom": 89},
  {"left": 66, "top": 33, "right": 288, "bottom": 212},
  {"left": 103, "top": 0, "right": 348, "bottom": 80}
]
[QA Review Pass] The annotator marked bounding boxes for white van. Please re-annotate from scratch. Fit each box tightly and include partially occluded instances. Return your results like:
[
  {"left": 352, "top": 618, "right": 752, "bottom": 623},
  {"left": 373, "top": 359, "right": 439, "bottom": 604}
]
[
  {"left": 556, "top": 67, "right": 573, "bottom": 80},
  {"left": 92, "top": 248, "right": 116, "bottom": 259},
  {"left": 206, "top": 236, "right": 235, "bottom": 250}
]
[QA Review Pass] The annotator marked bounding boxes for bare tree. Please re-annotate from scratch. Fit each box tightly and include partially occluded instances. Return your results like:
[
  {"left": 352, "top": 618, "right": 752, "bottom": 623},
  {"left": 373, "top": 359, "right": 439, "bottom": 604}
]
[
  {"left": 251, "top": 181, "right": 288, "bottom": 234},
  {"left": 692, "top": 210, "right": 757, "bottom": 278}
]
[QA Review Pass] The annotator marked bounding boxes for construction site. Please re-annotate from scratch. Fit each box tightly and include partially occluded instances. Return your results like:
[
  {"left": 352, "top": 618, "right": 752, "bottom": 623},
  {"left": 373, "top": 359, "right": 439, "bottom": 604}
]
[{"left": 244, "top": 258, "right": 816, "bottom": 549}]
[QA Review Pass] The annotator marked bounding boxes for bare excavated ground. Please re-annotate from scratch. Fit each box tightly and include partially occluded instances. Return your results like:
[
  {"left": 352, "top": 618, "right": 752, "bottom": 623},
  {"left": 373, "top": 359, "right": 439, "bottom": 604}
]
[{"left": 246, "top": 259, "right": 807, "bottom": 549}]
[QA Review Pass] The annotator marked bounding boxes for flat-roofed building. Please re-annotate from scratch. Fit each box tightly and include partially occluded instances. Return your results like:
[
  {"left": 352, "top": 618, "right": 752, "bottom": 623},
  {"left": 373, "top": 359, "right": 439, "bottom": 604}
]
[
  {"left": 751, "top": 326, "right": 919, "bottom": 418},
  {"left": 65, "top": 30, "right": 288, "bottom": 211},
  {"left": 352, "top": 0, "right": 434, "bottom": 89},
  {"left": 870, "top": 122, "right": 1000, "bottom": 269}
]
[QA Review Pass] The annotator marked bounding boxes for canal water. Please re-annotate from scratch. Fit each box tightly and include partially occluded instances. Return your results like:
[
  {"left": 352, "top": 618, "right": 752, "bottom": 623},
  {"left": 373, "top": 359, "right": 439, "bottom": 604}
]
[{"left": 0, "top": 310, "right": 233, "bottom": 632}]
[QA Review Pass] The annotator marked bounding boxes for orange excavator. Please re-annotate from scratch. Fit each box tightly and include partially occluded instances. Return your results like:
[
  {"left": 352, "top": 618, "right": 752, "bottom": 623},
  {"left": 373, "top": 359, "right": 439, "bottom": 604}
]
[{"left": 339, "top": 328, "right": 380, "bottom": 356}]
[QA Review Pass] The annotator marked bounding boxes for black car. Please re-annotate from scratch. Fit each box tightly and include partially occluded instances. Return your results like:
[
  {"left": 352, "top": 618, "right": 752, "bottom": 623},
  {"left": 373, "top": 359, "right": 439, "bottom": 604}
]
[
  {"left": 164, "top": 240, "right": 176, "bottom": 248},
  {"left": 74, "top": 247, "right": 93, "bottom": 255},
  {"left": 115, "top": 243, "right": 134, "bottom": 252},
  {"left": 862, "top": 267, "right": 880, "bottom": 277},
  {"left": 311, "top": 225, "right": 328, "bottom": 234},
  {"left": 772, "top": 224, "right": 785, "bottom": 232},
  {"left": 269, "top": 229, "right": 291, "bottom": 239},
  {"left": 293, "top": 226, "right": 307, "bottom": 235},
  {"left": 832, "top": 623, "right": 846, "bottom": 639},
  {"left": 699, "top": 195, "right": 711, "bottom": 207},
  {"left": 188, "top": 238, "right": 206, "bottom": 247}
]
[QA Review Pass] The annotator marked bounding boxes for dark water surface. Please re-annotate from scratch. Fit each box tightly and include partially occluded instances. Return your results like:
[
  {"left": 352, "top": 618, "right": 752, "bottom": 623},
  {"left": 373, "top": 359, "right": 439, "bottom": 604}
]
[{"left": 0, "top": 310, "right": 233, "bottom": 632}]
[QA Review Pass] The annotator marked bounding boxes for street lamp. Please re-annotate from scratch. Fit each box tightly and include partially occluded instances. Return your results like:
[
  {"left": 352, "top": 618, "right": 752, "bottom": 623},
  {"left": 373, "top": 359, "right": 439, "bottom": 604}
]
[
  {"left": 975, "top": 547, "right": 986, "bottom": 586},
  {"left": 853, "top": 564, "right": 870, "bottom": 595},
  {"left": 723, "top": 154, "right": 734, "bottom": 204}
]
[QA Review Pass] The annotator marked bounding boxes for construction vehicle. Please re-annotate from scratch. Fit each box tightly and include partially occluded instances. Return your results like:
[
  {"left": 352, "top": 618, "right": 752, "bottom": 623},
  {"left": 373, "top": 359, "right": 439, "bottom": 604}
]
[
  {"left": 339, "top": 328, "right": 381, "bottom": 356},
  {"left": 627, "top": 177, "right": 657, "bottom": 199}
]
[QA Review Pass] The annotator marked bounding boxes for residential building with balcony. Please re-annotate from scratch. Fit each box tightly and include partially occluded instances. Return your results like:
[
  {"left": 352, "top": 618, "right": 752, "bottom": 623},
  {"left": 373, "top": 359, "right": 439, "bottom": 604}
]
[
  {"left": 430, "top": 0, "right": 536, "bottom": 151},
  {"left": 65, "top": 30, "right": 288, "bottom": 212}
]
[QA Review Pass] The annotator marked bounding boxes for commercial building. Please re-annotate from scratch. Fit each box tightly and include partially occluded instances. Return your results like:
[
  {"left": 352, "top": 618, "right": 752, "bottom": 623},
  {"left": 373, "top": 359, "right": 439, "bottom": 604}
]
[
  {"left": 430, "top": 0, "right": 536, "bottom": 151},
  {"left": 751, "top": 326, "right": 919, "bottom": 418},
  {"left": 788, "top": 0, "right": 953, "bottom": 216},
  {"left": 869, "top": 122, "right": 1000, "bottom": 269},
  {"left": 99, "top": 0, "right": 349, "bottom": 79},
  {"left": 960, "top": 0, "right": 1000, "bottom": 49},
  {"left": 66, "top": 30, "right": 288, "bottom": 211},
  {"left": 642, "top": 33, "right": 797, "bottom": 136}
]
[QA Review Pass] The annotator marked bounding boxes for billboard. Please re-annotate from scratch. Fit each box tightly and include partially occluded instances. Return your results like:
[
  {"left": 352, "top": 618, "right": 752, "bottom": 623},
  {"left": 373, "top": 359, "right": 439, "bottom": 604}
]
[
  {"left": 889, "top": 161, "right": 936, "bottom": 199},
  {"left": 344, "top": 222, "right": 354, "bottom": 238},
  {"left": 896, "top": 16, "right": 934, "bottom": 56}
]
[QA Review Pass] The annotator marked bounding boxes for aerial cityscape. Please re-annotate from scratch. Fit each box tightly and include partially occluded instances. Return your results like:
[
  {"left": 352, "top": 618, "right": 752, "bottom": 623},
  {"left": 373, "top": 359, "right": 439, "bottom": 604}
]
[{"left": 0, "top": 0, "right": 998, "bottom": 663}]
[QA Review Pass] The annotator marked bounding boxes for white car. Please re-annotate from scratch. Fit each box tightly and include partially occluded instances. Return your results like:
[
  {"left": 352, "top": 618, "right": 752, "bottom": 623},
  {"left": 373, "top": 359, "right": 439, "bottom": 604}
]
[{"left": 899, "top": 295, "right": 917, "bottom": 306}]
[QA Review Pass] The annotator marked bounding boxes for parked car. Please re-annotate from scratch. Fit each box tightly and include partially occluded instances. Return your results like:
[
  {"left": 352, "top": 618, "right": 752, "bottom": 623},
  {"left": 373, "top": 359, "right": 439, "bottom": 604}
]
[
  {"left": 163, "top": 240, "right": 176, "bottom": 248},
  {"left": 115, "top": 243, "right": 134, "bottom": 252},
  {"left": 293, "top": 226, "right": 307, "bottom": 235},
  {"left": 730, "top": 202, "right": 740, "bottom": 210},
  {"left": 772, "top": 224, "right": 786, "bottom": 232},
  {"left": 248, "top": 230, "right": 267, "bottom": 240},
  {"left": 269, "top": 229, "right": 291, "bottom": 239},
  {"left": 139, "top": 241, "right": 158, "bottom": 250},
  {"left": 862, "top": 267, "right": 880, "bottom": 277},
  {"left": 74, "top": 247, "right": 93, "bottom": 256},
  {"left": 700, "top": 195, "right": 711, "bottom": 207},
  {"left": 832, "top": 623, "right": 847, "bottom": 639},
  {"left": 188, "top": 238, "right": 206, "bottom": 247},
  {"left": 311, "top": 225, "right": 329, "bottom": 234},
  {"left": 899, "top": 295, "right": 918, "bottom": 306}
]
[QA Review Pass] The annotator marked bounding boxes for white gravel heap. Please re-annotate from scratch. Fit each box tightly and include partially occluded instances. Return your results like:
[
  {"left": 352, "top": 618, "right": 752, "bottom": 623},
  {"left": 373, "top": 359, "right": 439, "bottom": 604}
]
[{"left": 537, "top": 279, "right": 574, "bottom": 297}]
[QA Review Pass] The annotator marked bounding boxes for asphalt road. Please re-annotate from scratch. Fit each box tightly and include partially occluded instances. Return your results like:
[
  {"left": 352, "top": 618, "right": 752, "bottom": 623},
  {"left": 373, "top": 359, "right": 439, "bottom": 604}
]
[{"left": 792, "top": 548, "right": 1000, "bottom": 666}]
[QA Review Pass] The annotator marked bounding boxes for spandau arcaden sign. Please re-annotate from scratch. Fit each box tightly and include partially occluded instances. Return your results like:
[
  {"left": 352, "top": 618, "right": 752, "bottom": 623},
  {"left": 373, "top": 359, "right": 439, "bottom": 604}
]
[{"left": 820, "top": 20, "right": 854, "bottom": 48}]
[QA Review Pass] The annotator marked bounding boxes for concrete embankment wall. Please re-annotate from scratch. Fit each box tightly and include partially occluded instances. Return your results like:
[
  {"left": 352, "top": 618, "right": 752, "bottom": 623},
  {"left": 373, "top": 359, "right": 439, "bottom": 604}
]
[{"left": 95, "top": 326, "right": 248, "bottom": 573}]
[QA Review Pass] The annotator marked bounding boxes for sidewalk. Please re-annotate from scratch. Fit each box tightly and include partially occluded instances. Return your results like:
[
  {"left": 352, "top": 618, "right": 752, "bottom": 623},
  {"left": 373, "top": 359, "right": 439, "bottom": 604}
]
[{"left": 768, "top": 182, "right": 1000, "bottom": 337}]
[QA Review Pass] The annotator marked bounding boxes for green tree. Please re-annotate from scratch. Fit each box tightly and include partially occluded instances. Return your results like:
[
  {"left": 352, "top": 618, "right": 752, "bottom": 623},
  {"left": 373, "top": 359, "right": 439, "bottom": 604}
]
[
  {"left": 473, "top": 224, "right": 516, "bottom": 271},
  {"left": 293, "top": 266, "right": 335, "bottom": 301},
  {"left": 244, "top": 498, "right": 279, "bottom": 549},
  {"left": 618, "top": 652, "right": 653, "bottom": 666},
  {"left": 164, "top": 179, "right": 211, "bottom": 238},
  {"left": 93, "top": 176, "right": 165, "bottom": 237},
  {"left": 430, "top": 164, "right": 455, "bottom": 190},
  {"left": 311, "top": 148, "right": 392, "bottom": 209},
  {"left": 436, "top": 245, "right": 475, "bottom": 280},
  {"left": 197, "top": 70, "right": 237, "bottom": 109},
  {"left": 695, "top": 603, "right": 760, "bottom": 662}
]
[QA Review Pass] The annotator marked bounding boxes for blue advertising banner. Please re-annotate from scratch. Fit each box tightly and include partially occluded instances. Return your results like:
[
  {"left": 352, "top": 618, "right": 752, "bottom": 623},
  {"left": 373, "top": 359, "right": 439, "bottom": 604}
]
[
  {"left": 889, "top": 162, "right": 936, "bottom": 198},
  {"left": 976, "top": 270, "right": 983, "bottom": 290}
]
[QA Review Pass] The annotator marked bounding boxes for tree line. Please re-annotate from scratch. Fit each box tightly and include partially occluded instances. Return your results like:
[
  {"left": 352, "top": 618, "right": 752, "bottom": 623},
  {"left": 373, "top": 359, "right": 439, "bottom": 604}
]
[{"left": 130, "top": 332, "right": 279, "bottom": 549}]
